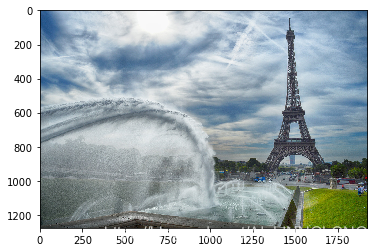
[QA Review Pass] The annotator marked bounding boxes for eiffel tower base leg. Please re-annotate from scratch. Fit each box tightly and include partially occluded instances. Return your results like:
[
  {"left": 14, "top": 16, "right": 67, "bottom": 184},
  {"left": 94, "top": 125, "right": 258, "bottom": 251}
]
[{"left": 266, "top": 141, "right": 324, "bottom": 171}]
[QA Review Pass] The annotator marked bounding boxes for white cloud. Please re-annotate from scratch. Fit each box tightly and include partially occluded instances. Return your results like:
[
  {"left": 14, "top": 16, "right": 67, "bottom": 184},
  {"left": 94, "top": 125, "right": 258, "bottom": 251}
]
[{"left": 255, "top": 104, "right": 284, "bottom": 117}]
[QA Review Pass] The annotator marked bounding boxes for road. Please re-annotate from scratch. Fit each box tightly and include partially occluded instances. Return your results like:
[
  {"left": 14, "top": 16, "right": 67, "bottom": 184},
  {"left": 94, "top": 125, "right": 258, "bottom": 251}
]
[{"left": 274, "top": 175, "right": 358, "bottom": 190}]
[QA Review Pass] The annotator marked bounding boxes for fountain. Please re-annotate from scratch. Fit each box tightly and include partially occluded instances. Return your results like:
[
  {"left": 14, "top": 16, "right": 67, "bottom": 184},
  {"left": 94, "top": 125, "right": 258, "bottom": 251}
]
[{"left": 41, "top": 98, "right": 292, "bottom": 227}]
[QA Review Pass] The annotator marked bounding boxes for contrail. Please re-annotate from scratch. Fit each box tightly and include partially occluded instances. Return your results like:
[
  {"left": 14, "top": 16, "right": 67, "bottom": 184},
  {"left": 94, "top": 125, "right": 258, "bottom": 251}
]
[
  {"left": 226, "top": 20, "right": 254, "bottom": 69},
  {"left": 226, "top": 18, "right": 286, "bottom": 69},
  {"left": 253, "top": 24, "right": 286, "bottom": 52}
]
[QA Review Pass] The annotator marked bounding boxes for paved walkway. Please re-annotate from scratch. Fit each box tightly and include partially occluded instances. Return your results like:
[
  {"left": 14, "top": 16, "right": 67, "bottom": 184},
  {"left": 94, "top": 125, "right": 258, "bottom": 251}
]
[
  {"left": 276, "top": 175, "right": 358, "bottom": 190},
  {"left": 295, "top": 191, "right": 304, "bottom": 227}
]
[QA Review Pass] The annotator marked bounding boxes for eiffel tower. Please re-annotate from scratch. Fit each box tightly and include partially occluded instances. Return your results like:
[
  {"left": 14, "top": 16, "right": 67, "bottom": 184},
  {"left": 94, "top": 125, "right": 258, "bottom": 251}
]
[{"left": 265, "top": 19, "right": 324, "bottom": 170}]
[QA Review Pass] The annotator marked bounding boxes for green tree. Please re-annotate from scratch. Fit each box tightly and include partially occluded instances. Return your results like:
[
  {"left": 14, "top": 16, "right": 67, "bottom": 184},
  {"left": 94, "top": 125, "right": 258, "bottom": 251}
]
[
  {"left": 314, "top": 163, "right": 328, "bottom": 173},
  {"left": 237, "top": 162, "right": 247, "bottom": 173},
  {"left": 348, "top": 167, "right": 367, "bottom": 179},
  {"left": 239, "top": 165, "right": 248, "bottom": 173},
  {"left": 260, "top": 162, "right": 268, "bottom": 172},
  {"left": 213, "top": 157, "right": 222, "bottom": 171},
  {"left": 331, "top": 163, "right": 347, "bottom": 178},
  {"left": 343, "top": 159, "right": 353, "bottom": 170},
  {"left": 361, "top": 158, "right": 368, "bottom": 169},
  {"left": 230, "top": 161, "right": 237, "bottom": 173},
  {"left": 247, "top": 158, "right": 260, "bottom": 169},
  {"left": 253, "top": 164, "right": 261, "bottom": 172},
  {"left": 347, "top": 167, "right": 358, "bottom": 179}
]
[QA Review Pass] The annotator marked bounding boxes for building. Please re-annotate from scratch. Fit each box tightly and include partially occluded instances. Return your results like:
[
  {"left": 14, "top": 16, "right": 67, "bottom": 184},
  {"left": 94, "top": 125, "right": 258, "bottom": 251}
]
[{"left": 290, "top": 155, "right": 295, "bottom": 165}]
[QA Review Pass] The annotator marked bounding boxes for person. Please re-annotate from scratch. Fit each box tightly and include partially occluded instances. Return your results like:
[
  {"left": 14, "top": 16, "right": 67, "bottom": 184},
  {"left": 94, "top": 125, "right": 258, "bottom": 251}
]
[
  {"left": 342, "top": 184, "right": 345, "bottom": 190},
  {"left": 358, "top": 185, "right": 363, "bottom": 196}
]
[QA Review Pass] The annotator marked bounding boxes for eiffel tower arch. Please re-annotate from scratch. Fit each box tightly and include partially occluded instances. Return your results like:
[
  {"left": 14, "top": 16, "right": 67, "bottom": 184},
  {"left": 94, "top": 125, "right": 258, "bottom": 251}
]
[{"left": 266, "top": 19, "right": 324, "bottom": 170}]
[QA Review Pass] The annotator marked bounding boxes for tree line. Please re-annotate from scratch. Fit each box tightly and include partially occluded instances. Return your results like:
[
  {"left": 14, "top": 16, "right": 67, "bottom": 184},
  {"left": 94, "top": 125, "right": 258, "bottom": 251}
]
[
  {"left": 315, "top": 158, "right": 368, "bottom": 179},
  {"left": 214, "top": 157, "right": 368, "bottom": 179},
  {"left": 213, "top": 157, "right": 267, "bottom": 174}
]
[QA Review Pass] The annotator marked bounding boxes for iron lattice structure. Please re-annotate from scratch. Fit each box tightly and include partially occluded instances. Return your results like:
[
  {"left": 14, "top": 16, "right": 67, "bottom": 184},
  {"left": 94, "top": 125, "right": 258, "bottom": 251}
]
[{"left": 265, "top": 19, "right": 324, "bottom": 170}]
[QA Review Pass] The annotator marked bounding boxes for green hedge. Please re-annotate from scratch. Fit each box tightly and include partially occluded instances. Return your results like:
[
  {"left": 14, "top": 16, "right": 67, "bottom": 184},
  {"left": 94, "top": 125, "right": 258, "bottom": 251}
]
[{"left": 281, "top": 199, "right": 297, "bottom": 228}]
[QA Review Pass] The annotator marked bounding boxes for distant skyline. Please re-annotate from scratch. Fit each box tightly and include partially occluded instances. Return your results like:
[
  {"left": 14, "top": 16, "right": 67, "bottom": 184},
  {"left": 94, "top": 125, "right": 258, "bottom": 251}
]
[{"left": 41, "top": 11, "right": 367, "bottom": 164}]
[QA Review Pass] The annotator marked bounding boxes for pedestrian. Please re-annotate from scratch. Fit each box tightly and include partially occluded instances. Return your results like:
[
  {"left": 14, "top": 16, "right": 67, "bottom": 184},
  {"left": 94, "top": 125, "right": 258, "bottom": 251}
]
[{"left": 357, "top": 185, "right": 363, "bottom": 196}]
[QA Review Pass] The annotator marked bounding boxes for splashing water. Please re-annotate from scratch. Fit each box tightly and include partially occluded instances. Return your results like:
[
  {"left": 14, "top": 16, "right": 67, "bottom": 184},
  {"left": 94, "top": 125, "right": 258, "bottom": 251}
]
[{"left": 41, "top": 98, "right": 216, "bottom": 222}]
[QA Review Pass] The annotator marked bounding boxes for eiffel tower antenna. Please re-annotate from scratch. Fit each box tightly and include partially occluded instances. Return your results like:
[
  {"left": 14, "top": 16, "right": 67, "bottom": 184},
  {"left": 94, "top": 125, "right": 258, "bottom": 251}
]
[{"left": 265, "top": 19, "right": 324, "bottom": 170}]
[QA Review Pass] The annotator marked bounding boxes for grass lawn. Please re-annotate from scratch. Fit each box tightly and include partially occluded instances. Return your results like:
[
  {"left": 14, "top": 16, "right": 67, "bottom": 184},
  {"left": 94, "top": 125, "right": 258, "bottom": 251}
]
[{"left": 303, "top": 189, "right": 367, "bottom": 228}]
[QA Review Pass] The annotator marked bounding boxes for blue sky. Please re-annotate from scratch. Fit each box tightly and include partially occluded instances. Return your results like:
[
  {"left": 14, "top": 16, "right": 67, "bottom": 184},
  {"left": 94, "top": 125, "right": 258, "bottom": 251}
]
[{"left": 41, "top": 11, "right": 367, "bottom": 164}]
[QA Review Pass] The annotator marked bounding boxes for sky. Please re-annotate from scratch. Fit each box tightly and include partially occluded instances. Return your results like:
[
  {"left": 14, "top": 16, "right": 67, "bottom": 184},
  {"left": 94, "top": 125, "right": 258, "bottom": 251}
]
[{"left": 41, "top": 11, "right": 367, "bottom": 164}]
